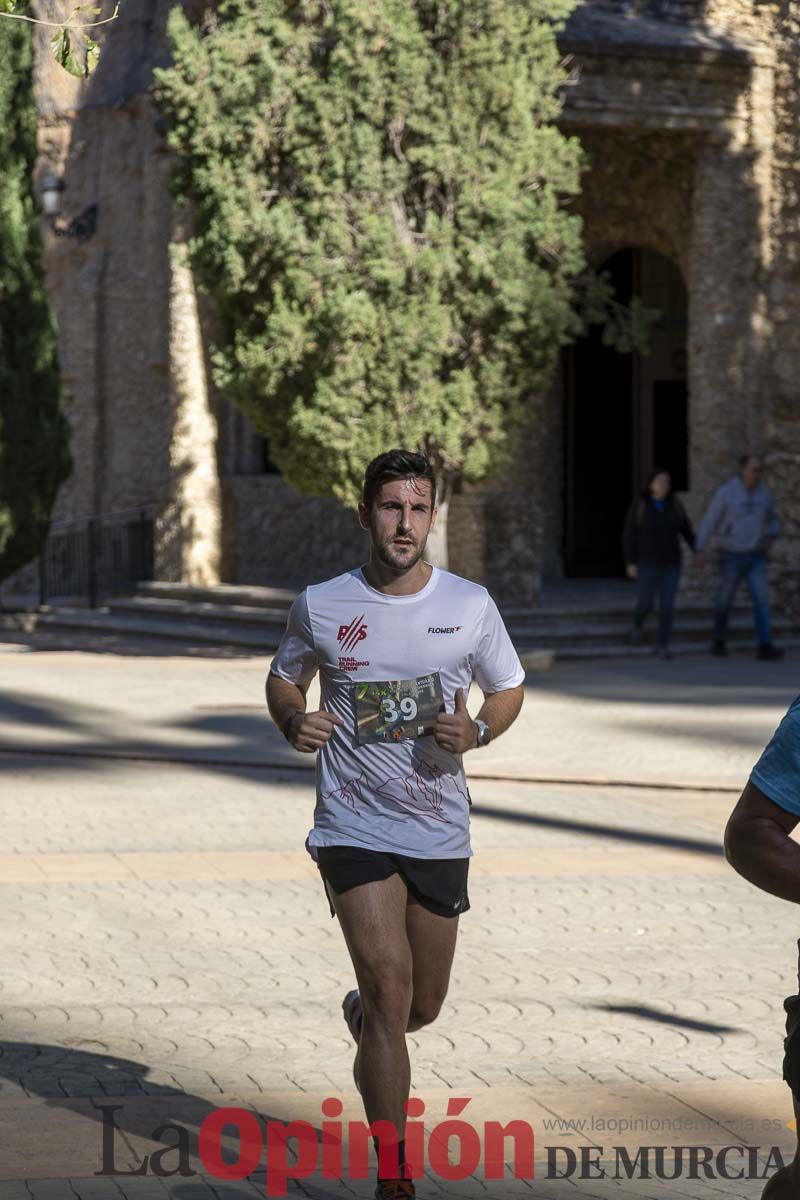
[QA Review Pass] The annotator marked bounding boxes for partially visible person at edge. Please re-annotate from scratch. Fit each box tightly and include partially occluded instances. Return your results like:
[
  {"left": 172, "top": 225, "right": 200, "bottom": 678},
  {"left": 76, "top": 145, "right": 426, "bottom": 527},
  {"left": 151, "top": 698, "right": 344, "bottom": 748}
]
[
  {"left": 622, "top": 467, "right": 697, "bottom": 660},
  {"left": 695, "top": 454, "right": 784, "bottom": 660},
  {"left": 265, "top": 448, "right": 525, "bottom": 1200},
  {"left": 725, "top": 696, "right": 800, "bottom": 1198}
]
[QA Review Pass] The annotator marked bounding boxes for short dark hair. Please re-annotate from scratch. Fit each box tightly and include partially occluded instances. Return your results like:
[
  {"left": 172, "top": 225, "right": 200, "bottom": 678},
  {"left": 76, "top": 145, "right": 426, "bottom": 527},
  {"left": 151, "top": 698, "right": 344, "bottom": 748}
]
[
  {"left": 362, "top": 449, "right": 437, "bottom": 511},
  {"left": 739, "top": 453, "right": 761, "bottom": 468}
]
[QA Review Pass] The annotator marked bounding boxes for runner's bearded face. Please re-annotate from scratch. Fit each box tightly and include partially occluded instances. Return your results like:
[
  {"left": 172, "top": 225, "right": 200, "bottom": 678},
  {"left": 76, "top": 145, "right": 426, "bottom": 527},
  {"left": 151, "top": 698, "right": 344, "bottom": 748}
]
[{"left": 365, "top": 477, "right": 436, "bottom": 571}]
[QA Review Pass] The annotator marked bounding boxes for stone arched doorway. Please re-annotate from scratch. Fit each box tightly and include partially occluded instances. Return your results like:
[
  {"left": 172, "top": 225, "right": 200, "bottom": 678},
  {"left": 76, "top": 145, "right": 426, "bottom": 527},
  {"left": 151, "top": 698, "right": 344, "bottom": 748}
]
[{"left": 563, "top": 247, "right": 688, "bottom": 577}]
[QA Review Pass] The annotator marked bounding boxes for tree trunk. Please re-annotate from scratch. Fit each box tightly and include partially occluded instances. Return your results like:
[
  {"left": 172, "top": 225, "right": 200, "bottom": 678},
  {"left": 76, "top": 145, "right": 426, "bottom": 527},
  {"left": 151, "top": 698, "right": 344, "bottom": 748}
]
[
  {"left": 159, "top": 215, "right": 223, "bottom": 585},
  {"left": 425, "top": 494, "right": 449, "bottom": 569}
]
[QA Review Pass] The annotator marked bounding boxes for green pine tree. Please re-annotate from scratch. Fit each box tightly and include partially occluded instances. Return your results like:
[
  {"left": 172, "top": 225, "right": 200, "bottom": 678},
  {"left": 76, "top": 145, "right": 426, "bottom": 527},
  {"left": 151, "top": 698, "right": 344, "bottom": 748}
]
[
  {"left": 0, "top": 11, "right": 71, "bottom": 582},
  {"left": 156, "top": 0, "right": 588, "bottom": 557}
]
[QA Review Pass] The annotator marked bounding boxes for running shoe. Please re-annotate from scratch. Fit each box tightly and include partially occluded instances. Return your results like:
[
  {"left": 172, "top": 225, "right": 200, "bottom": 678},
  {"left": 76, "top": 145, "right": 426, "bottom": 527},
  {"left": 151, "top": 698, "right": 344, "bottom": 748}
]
[{"left": 374, "top": 1180, "right": 415, "bottom": 1199}]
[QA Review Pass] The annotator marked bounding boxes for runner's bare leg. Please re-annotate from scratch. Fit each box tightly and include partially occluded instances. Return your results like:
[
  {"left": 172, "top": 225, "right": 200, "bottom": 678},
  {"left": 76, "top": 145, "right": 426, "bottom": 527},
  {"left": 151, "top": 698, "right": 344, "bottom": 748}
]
[
  {"left": 405, "top": 896, "right": 459, "bottom": 1032},
  {"left": 329, "top": 876, "right": 459, "bottom": 1139},
  {"left": 331, "top": 874, "right": 413, "bottom": 1135}
]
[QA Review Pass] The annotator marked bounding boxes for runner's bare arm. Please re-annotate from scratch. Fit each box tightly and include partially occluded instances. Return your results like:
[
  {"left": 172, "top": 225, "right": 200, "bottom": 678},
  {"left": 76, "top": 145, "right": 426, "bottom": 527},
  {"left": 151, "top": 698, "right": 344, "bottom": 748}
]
[
  {"left": 435, "top": 683, "right": 524, "bottom": 753},
  {"left": 266, "top": 671, "right": 343, "bottom": 753},
  {"left": 475, "top": 683, "right": 524, "bottom": 742},
  {"left": 724, "top": 779, "right": 800, "bottom": 903}
]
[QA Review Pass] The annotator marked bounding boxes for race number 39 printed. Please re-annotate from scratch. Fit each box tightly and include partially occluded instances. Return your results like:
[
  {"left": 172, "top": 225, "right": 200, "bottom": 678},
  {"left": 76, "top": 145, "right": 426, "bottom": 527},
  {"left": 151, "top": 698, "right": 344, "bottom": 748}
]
[{"left": 354, "top": 673, "right": 444, "bottom": 745}]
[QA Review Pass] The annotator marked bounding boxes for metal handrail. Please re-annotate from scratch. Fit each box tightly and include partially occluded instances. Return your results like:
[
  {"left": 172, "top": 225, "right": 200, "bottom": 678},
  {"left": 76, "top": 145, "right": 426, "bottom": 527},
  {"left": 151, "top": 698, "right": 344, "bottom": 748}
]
[{"left": 38, "top": 507, "right": 155, "bottom": 608}]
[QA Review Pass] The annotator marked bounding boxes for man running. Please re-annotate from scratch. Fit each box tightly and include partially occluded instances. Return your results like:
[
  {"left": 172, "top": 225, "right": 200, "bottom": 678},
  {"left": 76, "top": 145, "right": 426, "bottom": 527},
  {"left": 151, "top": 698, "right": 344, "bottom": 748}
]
[
  {"left": 266, "top": 448, "right": 525, "bottom": 1200},
  {"left": 725, "top": 697, "right": 800, "bottom": 1198}
]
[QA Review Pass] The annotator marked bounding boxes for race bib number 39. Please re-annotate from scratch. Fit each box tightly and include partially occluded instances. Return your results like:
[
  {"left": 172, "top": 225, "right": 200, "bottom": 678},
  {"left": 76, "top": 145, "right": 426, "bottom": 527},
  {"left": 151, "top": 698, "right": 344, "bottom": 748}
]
[{"left": 354, "top": 673, "right": 443, "bottom": 745}]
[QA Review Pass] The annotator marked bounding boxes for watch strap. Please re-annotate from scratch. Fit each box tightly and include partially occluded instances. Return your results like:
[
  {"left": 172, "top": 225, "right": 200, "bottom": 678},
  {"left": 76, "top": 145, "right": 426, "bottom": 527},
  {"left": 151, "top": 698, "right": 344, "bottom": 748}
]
[{"left": 474, "top": 718, "right": 491, "bottom": 747}]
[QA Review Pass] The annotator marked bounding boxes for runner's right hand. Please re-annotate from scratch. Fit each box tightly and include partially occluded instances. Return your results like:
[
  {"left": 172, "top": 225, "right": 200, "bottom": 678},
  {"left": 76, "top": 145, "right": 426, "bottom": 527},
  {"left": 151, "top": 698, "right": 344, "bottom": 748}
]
[{"left": 287, "top": 710, "right": 344, "bottom": 753}]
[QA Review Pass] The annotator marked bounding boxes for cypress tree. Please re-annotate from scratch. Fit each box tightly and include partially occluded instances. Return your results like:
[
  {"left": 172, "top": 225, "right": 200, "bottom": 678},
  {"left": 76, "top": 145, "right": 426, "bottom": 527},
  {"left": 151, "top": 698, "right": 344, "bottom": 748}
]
[
  {"left": 156, "top": 0, "right": 586, "bottom": 550},
  {"left": 0, "top": 11, "right": 71, "bottom": 582}
]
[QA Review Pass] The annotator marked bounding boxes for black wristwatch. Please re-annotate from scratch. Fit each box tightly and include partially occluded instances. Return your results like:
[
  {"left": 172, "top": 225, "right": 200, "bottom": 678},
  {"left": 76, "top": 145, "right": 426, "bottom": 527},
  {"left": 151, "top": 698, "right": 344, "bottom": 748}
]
[{"left": 474, "top": 718, "right": 492, "bottom": 748}]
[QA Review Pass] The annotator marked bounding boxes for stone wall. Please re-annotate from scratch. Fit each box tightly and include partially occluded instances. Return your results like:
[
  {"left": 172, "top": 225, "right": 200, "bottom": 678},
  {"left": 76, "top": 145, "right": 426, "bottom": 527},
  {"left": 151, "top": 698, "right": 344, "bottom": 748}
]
[
  {"left": 556, "top": 2, "right": 782, "bottom": 596},
  {"left": 448, "top": 483, "right": 541, "bottom": 605},
  {"left": 34, "top": 0, "right": 177, "bottom": 522},
  {"left": 586, "top": 0, "right": 711, "bottom": 21},
  {"left": 223, "top": 474, "right": 534, "bottom": 600},
  {"left": 17, "top": 0, "right": 798, "bottom": 611},
  {"left": 30, "top": 0, "right": 225, "bottom": 590},
  {"left": 222, "top": 476, "right": 368, "bottom": 588},
  {"left": 759, "top": 0, "right": 800, "bottom": 614}
]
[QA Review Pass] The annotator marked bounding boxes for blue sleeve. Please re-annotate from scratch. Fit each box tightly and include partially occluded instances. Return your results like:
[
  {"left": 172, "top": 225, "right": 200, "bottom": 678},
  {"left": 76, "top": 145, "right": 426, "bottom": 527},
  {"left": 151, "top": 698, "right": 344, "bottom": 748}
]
[
  {"left": 695, "top": 485, "right": 725, "bottom": 552},
  {"left": 750, "top": 696, "right": 800, "bottom": 816}
]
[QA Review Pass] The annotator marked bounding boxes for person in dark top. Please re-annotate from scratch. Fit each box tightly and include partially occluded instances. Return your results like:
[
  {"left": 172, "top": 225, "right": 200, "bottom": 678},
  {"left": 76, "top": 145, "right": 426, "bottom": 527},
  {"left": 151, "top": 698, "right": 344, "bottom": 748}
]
[{"left": 623, "top": 468, "right": 697, "bottom": 659}]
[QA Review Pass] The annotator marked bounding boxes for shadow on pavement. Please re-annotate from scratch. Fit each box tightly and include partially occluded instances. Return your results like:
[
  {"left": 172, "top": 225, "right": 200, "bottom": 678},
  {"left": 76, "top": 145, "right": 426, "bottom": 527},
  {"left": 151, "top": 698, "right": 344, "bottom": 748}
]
[
  {"left": 0, "top": 691, "right": 308, "bottom": 788},
  {"left": 0, "top": 1039, "right": 322, "bottom": 1185},
  {"left": 0, "top": 691, "right": 736, "bottom": 855},
  {"left": 469, "top": 803, "right": 724, "bottom": 857},
  {"left": 536, "top": 656, "right": 798, "bottom": 709},
  {"left": 593, "top": 1003, "right": 739, "bottom": 1035},
  {"left": 0, "top": 628, "right": 269, "bottom": 659}
]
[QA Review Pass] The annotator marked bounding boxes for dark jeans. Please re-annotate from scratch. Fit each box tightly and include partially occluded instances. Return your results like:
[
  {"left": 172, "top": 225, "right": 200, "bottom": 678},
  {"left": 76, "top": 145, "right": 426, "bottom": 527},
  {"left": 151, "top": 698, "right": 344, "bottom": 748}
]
[
  {"left": 714, "top": 550, "right": 771, "bottom": 645},
  {"left": 634, "top": 564, "right": 681, "bottom": 649}
]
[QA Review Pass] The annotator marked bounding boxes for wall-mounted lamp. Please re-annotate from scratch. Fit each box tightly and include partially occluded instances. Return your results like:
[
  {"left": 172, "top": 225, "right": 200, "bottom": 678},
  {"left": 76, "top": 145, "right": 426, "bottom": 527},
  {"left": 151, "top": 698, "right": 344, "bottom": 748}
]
[
  {"left": 39, "top": 170, "right": 98, "bottom": 242},
  {"left": 40, "top": 170, "right": 65, "bottom": 217}
]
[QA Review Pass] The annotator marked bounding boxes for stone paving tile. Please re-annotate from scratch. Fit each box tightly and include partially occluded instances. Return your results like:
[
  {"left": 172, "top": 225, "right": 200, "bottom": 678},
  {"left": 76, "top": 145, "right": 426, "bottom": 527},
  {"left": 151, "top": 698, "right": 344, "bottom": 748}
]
[
  {"left": 0, "top": 647, "right": 797, "bottom": 1198},
  {"left": 0, "top": 1180, "right": 774, "bottom": 1200},
  {"left": 103, "top": 1182, "right": 170, "bottom": 1200},
  {"left": 1, "top": 643, "right": 796, "bottom": 790},
  {"left": 0, "top": 1185, "right": 35, "bottom": 1200},
  {"left": 27, "top": 1185, "right": 81, "bottom": 1200},
  {"left": 0, "top": 867, "right": 794, "bottom": 1094}
]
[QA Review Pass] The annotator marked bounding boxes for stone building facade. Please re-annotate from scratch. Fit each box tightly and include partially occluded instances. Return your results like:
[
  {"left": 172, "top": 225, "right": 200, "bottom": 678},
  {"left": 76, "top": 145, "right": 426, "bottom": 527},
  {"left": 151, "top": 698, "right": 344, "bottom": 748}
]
[{"left": 27, "top": 0, "right": 800, "bottom": 604}]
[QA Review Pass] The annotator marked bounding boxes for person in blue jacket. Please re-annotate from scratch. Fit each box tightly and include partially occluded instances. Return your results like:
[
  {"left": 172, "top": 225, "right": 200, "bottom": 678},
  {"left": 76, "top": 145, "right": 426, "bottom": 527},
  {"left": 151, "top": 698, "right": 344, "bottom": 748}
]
[{"left": 695, "top": 454, "right": 783, "bottom": 659}]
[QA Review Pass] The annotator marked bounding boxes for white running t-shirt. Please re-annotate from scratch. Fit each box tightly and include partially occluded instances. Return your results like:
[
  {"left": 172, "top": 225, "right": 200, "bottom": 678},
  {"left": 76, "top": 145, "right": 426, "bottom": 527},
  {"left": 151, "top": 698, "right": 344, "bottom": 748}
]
[{"left": 269, "top": 565, "right": 525, "bottom": 861}]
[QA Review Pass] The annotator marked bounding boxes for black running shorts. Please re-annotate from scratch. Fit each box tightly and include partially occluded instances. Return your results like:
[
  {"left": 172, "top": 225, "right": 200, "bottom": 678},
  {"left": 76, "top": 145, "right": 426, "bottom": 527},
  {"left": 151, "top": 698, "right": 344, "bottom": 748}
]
[
  {"left": 783, "top": 939, "right": 800, "bottom": 1099},
  {"left": 314, "top": 844, "right": 470, "bottom": 920}
]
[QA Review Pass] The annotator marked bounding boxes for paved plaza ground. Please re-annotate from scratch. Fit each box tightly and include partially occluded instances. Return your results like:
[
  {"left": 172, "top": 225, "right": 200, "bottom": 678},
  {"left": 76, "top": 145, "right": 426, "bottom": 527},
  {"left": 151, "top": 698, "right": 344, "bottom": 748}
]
[{"left": 1, "top": 629, "right": 800, "bottom": 1197}]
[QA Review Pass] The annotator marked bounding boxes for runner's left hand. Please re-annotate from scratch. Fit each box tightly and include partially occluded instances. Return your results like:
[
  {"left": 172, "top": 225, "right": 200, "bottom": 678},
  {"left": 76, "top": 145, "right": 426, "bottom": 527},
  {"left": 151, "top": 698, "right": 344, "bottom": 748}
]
[{"left": 434, "top": 688, "right": 478, "bottom": 753}]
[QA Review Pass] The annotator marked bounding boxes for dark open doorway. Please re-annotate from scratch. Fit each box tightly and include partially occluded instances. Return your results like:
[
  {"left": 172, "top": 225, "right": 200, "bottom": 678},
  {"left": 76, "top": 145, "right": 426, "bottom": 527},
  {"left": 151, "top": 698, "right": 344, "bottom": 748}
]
[{"left": 563, "top": 247, "right": 688, "bottom": 577}]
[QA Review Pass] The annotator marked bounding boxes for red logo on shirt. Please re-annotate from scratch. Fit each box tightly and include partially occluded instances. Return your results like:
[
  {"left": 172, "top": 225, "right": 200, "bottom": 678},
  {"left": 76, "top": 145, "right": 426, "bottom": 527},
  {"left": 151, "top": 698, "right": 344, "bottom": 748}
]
[{"left": 338, "top": 614, "right": 368, "bottom": 651}]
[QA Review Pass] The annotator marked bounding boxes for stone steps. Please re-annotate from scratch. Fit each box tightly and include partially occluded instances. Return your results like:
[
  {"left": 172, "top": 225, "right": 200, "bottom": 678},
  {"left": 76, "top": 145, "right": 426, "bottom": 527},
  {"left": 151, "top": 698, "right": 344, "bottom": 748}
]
[
  {"left": 506, "top": 612, "right": 795, "bottom": 645},
  {"left": 20, "top": 585, "right": 797, "bottom": 664},
  {"left": 136, "top": 580, "right": 297, "bottom": 608},
  {"left": 119, "top": 586, "right": 793, "bottom": 649},
  {"left": 111, "top": 594, "right": 291, "bottom": 626},
  {"left": 543, "top": 637, "right": 800, "bottom": 660},
  {"left": 28, "top": 606, "right": 278, "bottom": 650},
  {"left": 133, "top": 580, "right": 756, "bottom": 625}
]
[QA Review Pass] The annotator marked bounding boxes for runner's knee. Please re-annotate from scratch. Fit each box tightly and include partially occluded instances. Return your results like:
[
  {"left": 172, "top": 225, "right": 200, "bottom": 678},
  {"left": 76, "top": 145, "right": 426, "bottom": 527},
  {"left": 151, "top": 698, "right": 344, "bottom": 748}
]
[
  {"left": 359, "top": 964, "right": 413, "bottom": 1031},
  {"left": 407, "top": 990, "right": 444, "bottom": 1030}
]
